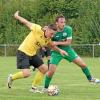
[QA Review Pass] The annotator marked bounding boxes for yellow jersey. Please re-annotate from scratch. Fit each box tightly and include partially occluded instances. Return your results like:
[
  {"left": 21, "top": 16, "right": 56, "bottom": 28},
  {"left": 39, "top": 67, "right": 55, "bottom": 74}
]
[{"left": 18, "top": 23, "right": 51, "bottom": 56}]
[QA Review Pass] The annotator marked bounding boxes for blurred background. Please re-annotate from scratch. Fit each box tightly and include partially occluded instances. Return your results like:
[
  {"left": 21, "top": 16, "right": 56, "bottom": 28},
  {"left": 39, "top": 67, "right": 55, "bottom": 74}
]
[{"left": 0, "top": 0, "right": 100, "bottom": 57}]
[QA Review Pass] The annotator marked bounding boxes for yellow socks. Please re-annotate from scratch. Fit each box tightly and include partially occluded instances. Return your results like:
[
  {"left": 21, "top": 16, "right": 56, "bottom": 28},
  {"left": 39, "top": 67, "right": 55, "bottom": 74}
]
[
  {"left": 12, "top": 71, "right": 24, "bottom": 80},
  {"left": 32, "top": 71, "right": 44, "bottom": 87}
]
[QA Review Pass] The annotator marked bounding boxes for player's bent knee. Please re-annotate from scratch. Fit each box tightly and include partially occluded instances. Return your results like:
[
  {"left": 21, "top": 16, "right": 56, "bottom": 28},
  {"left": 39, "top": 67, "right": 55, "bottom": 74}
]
[
  {"left": 38, "top": 64, "right": 48, "bottom": 74},
  {"left": 22, "top": 69, "right": 31, "bottom": 77},
  {"left": 81, "top": 63, "right": 87, "bottom": 68},
  {"left": 47, "top": 70, "right": 55, "bottom": 77},
  {"left": 42, "top": 68, "right": 48, "bottom": 74}
]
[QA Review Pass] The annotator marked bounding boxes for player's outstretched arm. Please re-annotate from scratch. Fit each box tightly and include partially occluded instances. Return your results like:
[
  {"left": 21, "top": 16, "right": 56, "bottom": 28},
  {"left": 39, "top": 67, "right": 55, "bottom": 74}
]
[
  {"left": 14, "top": 11, "right": 33, "bottom": 30},
  {"left": 48, "top": 42, "right": 68, "bottom": 56}
]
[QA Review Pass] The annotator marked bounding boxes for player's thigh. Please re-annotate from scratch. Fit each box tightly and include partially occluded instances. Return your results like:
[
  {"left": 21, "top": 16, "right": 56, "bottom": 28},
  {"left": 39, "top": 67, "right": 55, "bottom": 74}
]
[
  {"left": 30, "top": 55, "right": 44, "bottom": 68},
  {"left": 50, "top": 53, "right": 62, "bottom": 65},
  {"left": 17, "top": 50, "right": 30, "bottom": 69},
  {"left": 64, "top": 49, "right": 78, "bottom": 62},
  {"left": 49, "top": 64, "right": 57, "bottom": 72}
]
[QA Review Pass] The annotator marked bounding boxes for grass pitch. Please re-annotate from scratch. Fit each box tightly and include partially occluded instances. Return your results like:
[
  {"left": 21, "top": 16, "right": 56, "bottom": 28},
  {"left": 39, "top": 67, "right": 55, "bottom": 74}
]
[{"left": 0, "top": 57, "right": 100, "bottom": 100}]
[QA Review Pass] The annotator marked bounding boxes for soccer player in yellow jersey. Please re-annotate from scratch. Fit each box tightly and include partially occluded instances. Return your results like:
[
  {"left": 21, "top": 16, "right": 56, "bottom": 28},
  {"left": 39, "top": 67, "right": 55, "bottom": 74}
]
[{"left": 7, "top": 11, "right": 68, "bottom": 89}]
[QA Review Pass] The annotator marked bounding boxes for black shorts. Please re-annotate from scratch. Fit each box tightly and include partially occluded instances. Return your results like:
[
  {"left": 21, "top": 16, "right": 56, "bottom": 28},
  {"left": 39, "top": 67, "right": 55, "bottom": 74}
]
[
  {"left": 39, "top": 47, "right": 51, "bottom": 58},
  {"left": 16, "top": 50, "right": 44, "bottom": 69}
]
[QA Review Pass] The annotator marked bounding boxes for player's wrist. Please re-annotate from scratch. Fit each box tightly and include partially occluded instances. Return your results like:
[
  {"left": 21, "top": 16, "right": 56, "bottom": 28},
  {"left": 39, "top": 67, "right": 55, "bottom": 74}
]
[{"left": 59, "top": 49, "right": 62, "bottom": 53}]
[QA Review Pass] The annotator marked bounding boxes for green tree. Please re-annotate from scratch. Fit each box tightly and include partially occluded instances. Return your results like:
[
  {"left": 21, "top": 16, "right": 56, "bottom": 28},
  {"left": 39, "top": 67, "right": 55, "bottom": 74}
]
[{"left": 72, "top": 0, "right": 100, "bottom": 44}]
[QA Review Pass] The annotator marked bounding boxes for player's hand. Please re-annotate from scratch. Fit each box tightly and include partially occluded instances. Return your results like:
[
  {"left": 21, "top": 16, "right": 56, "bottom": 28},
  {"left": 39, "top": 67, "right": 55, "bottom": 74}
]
[
  {"left": 59, "top": 49, "right": 68, "bottom": 56},
  {"left": 14, "top": 11, "right": 20, "bottom": 19}
]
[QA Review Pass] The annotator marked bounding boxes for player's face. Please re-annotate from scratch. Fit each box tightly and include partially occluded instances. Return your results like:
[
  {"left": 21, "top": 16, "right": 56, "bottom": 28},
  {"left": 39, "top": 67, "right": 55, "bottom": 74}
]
[
  {"left": 56, "top": 18, "right": 65, "bottom": 30},
  {"left": 45, "top": 28, "right": 56, "bottom": 39}
]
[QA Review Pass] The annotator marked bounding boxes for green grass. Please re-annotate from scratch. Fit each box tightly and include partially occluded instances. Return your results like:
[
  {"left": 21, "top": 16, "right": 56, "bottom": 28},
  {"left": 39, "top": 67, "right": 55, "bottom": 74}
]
[{"left": 0, "top": 57, "right": 100, "bottom": 100}]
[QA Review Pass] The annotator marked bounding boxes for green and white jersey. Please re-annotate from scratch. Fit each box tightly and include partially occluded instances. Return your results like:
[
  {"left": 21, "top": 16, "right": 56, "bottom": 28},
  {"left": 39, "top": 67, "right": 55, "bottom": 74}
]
[
  {"left": 52, "top": 25, "right": 72, "bottom": 50},
  {"left": 50, "top": 25, "right": 78, "bottom": 63}
]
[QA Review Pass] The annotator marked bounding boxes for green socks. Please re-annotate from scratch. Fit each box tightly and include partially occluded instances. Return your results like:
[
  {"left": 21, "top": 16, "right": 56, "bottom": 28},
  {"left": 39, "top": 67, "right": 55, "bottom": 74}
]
[
  {"left": 44, "top": 67, "right": 92, "bottom": 88},
  {"left": 44, "top": 75, "right": 52, "bottom": 88},
  {"left": 82, "top": 67, "right": 92, "bottom": 80}
]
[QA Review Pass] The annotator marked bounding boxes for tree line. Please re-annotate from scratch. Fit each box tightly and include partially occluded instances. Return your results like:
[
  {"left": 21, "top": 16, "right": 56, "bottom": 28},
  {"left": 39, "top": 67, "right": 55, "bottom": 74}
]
[{"left": 0, "top": 0, "right": 100, "bottom": 44}]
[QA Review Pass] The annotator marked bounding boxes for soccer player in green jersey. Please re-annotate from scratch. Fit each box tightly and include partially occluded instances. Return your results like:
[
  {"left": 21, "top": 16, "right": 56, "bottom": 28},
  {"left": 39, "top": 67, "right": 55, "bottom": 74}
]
[
  {"left": 43, "top": 15, "right": 100, "bottom": 90},
  {"left": 30, "top": 15, "right": 100, "bottom": 93}
]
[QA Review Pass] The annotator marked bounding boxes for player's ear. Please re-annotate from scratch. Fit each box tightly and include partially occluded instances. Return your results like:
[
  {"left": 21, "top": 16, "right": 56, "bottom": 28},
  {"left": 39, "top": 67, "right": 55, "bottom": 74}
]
[
  {"left": 44, "top": 26, "right": 48, "bottom": 30},
  {"left": 55, "top": 22, "right": 58, "bottom": 27}
]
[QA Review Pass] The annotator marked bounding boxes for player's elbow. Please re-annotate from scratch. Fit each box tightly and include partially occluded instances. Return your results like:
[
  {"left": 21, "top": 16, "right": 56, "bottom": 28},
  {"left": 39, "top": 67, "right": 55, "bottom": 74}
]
[
  {"left": 26, "top": 22, "right": 33, "bottom": 30},
  {"left": 67, "top": 41, "right": 72, "bottom": 45},
  {"left": 65, "top": 39, "right": 72, "bottom": 45}
]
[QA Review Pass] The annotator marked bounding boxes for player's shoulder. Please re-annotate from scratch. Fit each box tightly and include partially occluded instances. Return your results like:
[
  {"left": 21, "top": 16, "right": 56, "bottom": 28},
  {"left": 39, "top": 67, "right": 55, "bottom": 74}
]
[
  {"left": 64, "top": 25, "right": 72, "bottom": 30},
  {"left": 31, "top": 23, "right": 42, "bottom": 30}
]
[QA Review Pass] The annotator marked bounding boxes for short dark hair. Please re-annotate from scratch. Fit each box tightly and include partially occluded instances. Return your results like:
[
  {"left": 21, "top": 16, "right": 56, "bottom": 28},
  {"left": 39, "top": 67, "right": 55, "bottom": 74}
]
[
  {"left": 48, "top": 24, "right": 57, "bottom": 31},
  {"left": 55, "top": 15, "right": 65, "bottom": 22}
]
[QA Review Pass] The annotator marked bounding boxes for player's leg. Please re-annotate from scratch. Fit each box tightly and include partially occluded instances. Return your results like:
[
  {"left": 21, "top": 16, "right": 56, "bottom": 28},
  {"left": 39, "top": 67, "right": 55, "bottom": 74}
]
[
  {"left": 73, "top": 57, "right": 92, "bottom": 80},
  {"left": 7, "top": 69, "right": 31, "bottom": 89},
  {"left": 44, "top": 64, "right": 57, "bottom": 89},
  {"left": 32, "top": 48, "right": 45, "bottom": 71},
  {"left": 7, "top": 50, "right": 31, "bottom": 88},
  {"left": 30, "top": 64, "right": 48, "bottom": 93},
  {"left": 32, "top": 71, "right": 44, "bottom": 87},
  {"left": 31, "top": 50, "right": 45, "bottom": 88},
  {"left": 31, "top": 48, "right": 50, "bottom": 89},
  {"left": 73, "top": 57, "right": 100, "bottom": 83},
  {"left": 44, "top": 52, "right": 62, "bottom": 89},
  {"left": 64, "top": 48, "right": 100, "bottom": 83},
  {"left": 30, "top": 55, "right": 48, "bottom": 92}
]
